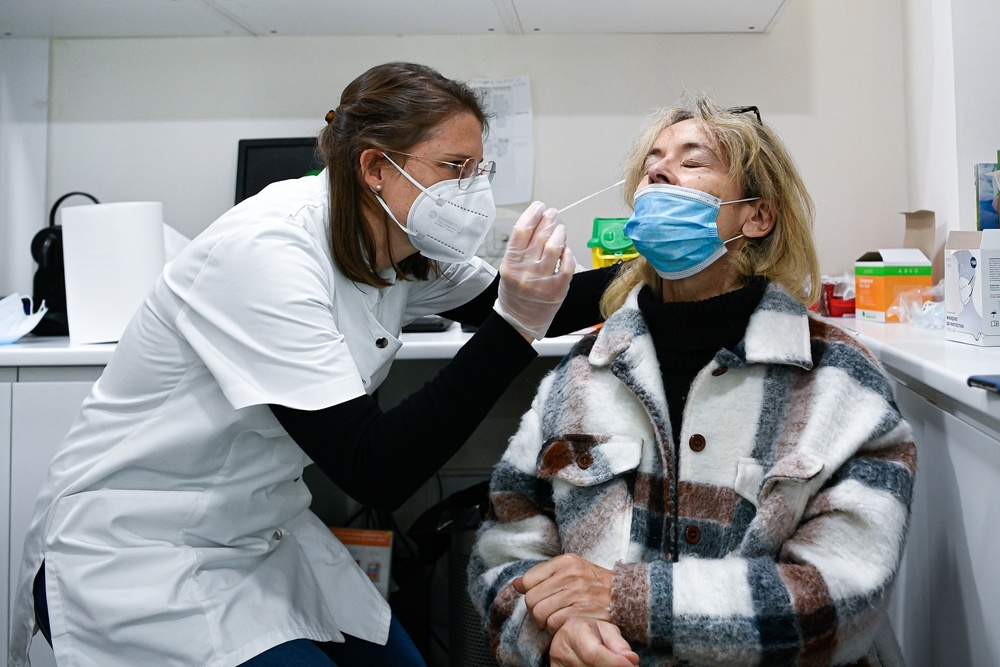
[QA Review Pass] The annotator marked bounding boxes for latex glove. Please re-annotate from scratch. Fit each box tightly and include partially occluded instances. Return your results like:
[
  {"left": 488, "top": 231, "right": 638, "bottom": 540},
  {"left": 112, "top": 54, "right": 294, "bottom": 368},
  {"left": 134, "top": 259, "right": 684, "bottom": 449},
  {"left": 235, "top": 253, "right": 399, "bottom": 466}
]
[
  {"left": 494, "top": 201, "right": 576, "bottom": 340},
  {"left": 549, "top": 617, "right": 640, "bottom": 667},
  {"left": 513, "top": 553, "right": 612, "bottom": 634}
]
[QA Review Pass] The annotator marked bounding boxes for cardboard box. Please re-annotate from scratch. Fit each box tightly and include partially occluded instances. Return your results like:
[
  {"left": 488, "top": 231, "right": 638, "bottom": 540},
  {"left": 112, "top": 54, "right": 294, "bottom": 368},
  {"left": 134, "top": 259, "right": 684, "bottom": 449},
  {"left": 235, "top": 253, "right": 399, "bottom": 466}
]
[
  {"left": 902, "top": 210, "right": 944, "bottom": 283},
  {"left": 330, "top": 527, "right": 393, "bottom": 599},
  {"left": 944, "top": 230, "right": 1000, "bottom": 346},
  {"left": 855, "top": 249, "right": 932, "bottom": 322}
]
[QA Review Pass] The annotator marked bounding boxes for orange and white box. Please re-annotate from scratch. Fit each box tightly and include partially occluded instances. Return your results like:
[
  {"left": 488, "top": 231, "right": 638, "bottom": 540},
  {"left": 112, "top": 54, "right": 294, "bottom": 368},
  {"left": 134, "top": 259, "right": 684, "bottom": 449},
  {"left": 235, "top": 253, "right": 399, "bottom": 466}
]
[
  {"left": 330, "top": 527, "right": 393, "bottom": 600},
  {"left": 854, "top": 248, "right": 932, "bottom": 322}
]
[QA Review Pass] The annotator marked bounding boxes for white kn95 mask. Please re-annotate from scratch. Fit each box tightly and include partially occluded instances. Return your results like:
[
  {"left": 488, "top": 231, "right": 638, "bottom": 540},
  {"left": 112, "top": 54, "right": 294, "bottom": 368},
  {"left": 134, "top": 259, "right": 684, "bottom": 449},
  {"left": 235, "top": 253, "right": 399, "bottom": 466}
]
[{"left": 373, "top": 153, "right": 497, "bottom": 264}]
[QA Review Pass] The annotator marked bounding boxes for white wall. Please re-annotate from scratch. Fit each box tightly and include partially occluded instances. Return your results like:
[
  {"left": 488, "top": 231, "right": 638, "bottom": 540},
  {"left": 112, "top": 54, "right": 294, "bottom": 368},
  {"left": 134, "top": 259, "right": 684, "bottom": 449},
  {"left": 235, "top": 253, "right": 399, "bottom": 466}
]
[
  {"left": 0, "top": 39, "right": 49, "bottom": 299},
  {"left": 950, "top": 0, "right": 1000, "bottom": 224},
  {"left": 37, "top": 0, "right": 908, "bottom": 287},
  {"left": 902, "top": 0, "right": 1000, "bottom": 281}
]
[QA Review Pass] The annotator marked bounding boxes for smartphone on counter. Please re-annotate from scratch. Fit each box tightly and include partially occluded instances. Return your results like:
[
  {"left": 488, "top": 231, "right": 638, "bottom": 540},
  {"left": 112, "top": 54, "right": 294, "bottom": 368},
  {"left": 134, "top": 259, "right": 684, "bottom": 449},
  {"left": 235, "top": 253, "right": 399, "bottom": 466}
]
[{"left": 967, "top": 375, "right": 1000, "bottom": 393}]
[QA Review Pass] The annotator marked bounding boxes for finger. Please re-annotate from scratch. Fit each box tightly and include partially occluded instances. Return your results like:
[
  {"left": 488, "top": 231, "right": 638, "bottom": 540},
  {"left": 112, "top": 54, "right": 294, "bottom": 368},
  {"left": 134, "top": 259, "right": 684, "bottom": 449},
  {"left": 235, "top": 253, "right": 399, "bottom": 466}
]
[
  {"left": 512, "top": 576, "right": 526, "bottom": 595},
  {"left": 581, "top": 623, "right": 637, "bottom": 667},
  {"left": 518, "top": 208, "right": 559, "bottom": 264},
  {"left": 557, "top": 245, "right": 577, "bottom": 276},
  {"left": 522, "top": 553, "right": 589, "bottom": 592},
  {"left": 536, "top": 223, "right": 568, "bottom": 273},
  {"left": 596, "top": 622, "right": 636, "bottom": 658},
  {"left": 569, "top": 635, "right": 634, "bottom": 667},
  {"left": 542, "top": 596, "right": 605, "bottom": 634},
  {"left": 507, "top": 202, "right": 546, "bottom": 252},
  {"left": 527, "top": 588, "right": 570, "bottom": 631},
  {"left": 546, "top": 223, "right": 568, "bottom": 255},
  {"left": 519, "top": 558, "right": 561, "bottom": 591},
  {"left": 537, "top": 207, "right": 560, "bottom": 245}
]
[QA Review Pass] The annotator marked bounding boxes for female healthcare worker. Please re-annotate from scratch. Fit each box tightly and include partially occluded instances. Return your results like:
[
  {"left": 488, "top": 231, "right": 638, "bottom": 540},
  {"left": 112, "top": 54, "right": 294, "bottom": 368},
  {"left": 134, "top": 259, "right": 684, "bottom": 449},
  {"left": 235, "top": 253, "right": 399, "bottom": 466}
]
[{"left": 9, "top": 62, "right": 619, "bottom": 667}]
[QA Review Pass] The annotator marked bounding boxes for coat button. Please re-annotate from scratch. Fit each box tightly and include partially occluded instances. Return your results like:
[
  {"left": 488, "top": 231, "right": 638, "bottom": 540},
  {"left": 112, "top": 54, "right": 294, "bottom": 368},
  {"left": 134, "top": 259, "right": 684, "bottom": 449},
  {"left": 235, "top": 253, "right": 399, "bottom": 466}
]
[
  {"left": 684, "top": 525, "right": 701, "bottom": 544},
  {"left": 273, "top": 530, "right": 283, "bottom": 540},
  {"left": 375, "top": 337, "right": 388, "bottom": 349},
  {"left": 712, "top": 366, "right": 728, "bottom": 377},
  {"left": 688, "top": 434, "right": 706, "bottom": 452},
  {"left": 576, "top": 452, "right": 594, "bottom": 469}
]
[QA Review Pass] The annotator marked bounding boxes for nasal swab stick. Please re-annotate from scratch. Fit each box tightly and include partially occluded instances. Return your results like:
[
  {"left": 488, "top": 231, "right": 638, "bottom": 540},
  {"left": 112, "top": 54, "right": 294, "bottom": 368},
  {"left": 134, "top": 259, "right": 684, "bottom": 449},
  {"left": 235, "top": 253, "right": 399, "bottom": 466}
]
[{"left": 557, "top": 179, "right": 626, "bottom": 214}]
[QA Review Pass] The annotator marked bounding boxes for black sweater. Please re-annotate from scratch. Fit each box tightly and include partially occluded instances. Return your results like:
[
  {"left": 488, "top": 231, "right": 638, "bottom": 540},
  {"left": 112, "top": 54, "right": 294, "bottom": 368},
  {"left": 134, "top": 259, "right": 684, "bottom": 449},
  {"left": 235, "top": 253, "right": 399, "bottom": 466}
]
[{"left": 637, "top": 277, "right": 767, "bottom": 444}]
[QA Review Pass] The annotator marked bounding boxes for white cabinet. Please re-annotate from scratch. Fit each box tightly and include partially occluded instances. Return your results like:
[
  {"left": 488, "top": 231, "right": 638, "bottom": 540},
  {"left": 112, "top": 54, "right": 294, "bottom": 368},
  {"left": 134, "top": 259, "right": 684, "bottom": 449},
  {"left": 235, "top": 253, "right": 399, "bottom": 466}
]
[
  {"left": 5, "top": 367, "right": 101, "bottom": 667},
  {"left": 836, "top": 319, "right": 1000, "bottom": 667},
  {"left": 1, "top": 374, "right": 12, "bottom": 666},
  {"left": 889, "top": 382, "right": 1000, "bottom": 667}
]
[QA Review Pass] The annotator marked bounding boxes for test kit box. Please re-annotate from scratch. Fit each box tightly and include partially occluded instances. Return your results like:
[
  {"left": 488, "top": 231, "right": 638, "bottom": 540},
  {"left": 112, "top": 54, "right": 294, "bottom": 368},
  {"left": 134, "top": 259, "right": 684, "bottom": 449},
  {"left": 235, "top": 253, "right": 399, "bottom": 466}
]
[
  {"left": 854, "top": 249, "right": 932, "bottom": 322},
  {"left": 944, "top": 230, "right": 1000, "bottom": 346},
  {"left": 330, "top": 527, "right": 393, "bottom": 600}
]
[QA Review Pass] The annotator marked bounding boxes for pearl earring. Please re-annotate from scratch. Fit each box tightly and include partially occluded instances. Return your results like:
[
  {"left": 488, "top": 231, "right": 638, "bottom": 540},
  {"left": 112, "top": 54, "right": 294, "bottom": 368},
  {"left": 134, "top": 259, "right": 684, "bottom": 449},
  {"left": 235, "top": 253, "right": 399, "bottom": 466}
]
[{"left": 375, "top": 184, "right": 382, "bottom": 192}]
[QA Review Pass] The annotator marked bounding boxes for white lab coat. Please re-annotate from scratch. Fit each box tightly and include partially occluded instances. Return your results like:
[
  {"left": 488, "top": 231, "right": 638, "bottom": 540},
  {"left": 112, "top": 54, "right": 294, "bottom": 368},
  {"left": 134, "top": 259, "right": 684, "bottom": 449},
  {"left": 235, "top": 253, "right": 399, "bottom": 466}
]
[{"left": 9, "top": 172, "right": 497, "bottom": 666}]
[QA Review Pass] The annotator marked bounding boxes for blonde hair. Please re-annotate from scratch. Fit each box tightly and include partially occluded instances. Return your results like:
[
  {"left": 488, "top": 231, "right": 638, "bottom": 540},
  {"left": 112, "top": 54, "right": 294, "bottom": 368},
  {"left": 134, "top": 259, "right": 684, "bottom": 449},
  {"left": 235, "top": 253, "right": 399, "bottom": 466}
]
[{"left": 601, "top": 95, "right": 820, "bottom": 316}]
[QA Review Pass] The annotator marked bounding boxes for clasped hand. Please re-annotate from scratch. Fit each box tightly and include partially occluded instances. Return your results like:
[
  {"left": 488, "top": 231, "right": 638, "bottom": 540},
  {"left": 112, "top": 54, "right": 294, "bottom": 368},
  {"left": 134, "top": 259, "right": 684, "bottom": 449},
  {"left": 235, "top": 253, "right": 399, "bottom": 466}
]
[{"left": 513, "top": 553, "right": 638, "bottom": 667}]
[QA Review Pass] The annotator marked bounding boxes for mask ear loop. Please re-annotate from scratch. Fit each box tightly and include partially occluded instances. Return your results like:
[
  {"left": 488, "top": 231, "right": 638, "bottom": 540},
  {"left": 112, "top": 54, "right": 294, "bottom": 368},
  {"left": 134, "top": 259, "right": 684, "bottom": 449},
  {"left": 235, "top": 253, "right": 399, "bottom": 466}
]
[
  {"left": 719, "top": 196, "right": 761, "bottom": 206},
  {"left": 718, "top": 196, "right": 762, "bottom": 244},
  {"left": 382, "top": 153, "right": 447, "bottom": 205},
  {"left": 370, "top": 183, "right": 420, "bottom": 240}
]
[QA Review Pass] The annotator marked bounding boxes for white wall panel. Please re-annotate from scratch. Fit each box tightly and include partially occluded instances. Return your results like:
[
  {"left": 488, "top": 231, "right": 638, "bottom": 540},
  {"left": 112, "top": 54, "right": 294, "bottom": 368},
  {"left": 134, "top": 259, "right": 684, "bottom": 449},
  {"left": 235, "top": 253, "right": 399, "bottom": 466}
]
[
  {"left": 0, "top": 39, "right": 49, "bottom": 298},
  {"left": 44, "top": 1, "right": 909, "bottom": 276}
]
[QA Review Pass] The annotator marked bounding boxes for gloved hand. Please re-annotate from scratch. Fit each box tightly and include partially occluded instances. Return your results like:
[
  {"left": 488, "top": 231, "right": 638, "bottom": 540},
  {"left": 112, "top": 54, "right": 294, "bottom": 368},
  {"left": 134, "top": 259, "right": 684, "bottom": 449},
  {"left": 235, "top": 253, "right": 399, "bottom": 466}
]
[{"left": 494, "top": 201, "right": 577, "bottom": 341}]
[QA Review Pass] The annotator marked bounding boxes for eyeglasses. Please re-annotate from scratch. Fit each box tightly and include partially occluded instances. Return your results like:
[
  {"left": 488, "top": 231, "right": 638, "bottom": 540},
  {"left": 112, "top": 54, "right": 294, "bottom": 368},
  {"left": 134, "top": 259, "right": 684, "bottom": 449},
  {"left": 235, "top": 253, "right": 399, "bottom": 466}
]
[
  {"left": 726, "top": 105, "right": 762, "bottom": 124},
  {"left": 390, "top": 151, "right": 497, "bottom": 190}
]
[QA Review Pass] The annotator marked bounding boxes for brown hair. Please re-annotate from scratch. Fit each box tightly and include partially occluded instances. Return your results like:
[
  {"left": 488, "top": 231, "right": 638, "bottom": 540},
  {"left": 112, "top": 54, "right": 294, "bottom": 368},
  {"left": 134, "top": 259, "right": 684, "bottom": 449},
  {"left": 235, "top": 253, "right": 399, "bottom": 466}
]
[
  {"left": 318, "top": 62, "right": 489, "bottom": 287},
  {"left": 601, "top": 95, "right": 820, "bottom": 315}
]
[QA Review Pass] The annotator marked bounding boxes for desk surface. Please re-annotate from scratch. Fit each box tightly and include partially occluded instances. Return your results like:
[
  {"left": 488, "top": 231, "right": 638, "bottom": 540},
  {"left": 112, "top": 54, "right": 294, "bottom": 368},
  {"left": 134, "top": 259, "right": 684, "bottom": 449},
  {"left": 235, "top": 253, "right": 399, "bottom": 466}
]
[
  {"left": 833, "top": 316, "right": 1000, "bottom": 440},
  {"left": 6, "top": 319, "right": 999, "bottom": 438},
  {"left": 0, "top": 324, "right": 589, "bottom": 367}
]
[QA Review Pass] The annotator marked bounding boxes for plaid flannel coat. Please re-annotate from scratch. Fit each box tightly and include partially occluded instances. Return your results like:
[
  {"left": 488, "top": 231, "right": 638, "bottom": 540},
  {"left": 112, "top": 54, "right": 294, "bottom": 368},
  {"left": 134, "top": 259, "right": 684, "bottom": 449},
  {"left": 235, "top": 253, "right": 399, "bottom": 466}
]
[{"left": 468, "top": 282, "right": 916, "bottom": 666}]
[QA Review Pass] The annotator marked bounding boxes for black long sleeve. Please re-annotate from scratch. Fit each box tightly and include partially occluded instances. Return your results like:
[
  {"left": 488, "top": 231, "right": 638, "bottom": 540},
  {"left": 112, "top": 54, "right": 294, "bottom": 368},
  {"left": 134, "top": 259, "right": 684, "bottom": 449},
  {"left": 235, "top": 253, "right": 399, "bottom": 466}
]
[
  {"left": 270, "top": 264, "right": 623, "bottom": 511},
  {"left": 271, "top": 311, "right": 537, "bottom": 511}
]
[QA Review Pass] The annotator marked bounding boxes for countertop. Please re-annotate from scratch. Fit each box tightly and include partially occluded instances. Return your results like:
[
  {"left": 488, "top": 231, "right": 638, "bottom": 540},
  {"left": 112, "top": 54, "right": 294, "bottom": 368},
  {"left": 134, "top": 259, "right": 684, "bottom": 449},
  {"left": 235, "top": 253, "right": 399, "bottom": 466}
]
[
  {"left": 5, "top": 318, "right": 999, "bottom": 439},
  {"left": 832, "top": 316, "right": 1000, "bottom": 440},
  {"left": 0, "top": 324, "right": 589, "bottom": 367}
]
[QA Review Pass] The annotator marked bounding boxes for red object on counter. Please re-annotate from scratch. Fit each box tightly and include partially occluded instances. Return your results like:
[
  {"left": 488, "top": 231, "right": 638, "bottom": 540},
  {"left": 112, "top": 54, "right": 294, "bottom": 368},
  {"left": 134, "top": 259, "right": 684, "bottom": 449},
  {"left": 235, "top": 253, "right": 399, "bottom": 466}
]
[
  {"left": 828, "top": 296, "right": 856, "bottom": 317},
  {"left": 812, "top": 283, "right": 856, "bottom": 317}
]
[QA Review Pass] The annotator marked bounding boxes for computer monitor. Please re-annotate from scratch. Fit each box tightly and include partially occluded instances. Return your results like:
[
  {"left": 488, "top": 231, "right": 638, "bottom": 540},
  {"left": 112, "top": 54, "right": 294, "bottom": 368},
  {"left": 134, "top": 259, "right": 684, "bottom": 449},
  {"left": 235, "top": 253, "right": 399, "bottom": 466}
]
[{"left": 234, "top": 137, "right": 324, "bottom": 204}]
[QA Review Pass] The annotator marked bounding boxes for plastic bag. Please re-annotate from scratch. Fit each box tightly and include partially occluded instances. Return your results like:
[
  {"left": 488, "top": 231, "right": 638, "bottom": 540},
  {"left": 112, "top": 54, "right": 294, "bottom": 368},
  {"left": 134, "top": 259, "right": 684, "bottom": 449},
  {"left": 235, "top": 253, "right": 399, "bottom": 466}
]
[{"left": 887, "top": 280, "right": 945, "bottom": 329}]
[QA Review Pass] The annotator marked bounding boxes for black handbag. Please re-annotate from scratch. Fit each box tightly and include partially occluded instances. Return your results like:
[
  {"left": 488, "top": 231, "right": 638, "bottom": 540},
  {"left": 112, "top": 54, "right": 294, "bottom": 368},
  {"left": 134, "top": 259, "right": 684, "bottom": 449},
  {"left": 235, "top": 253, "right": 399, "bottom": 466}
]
[{"left": 30, "top": 191, "right": 100, "bottom": 336}]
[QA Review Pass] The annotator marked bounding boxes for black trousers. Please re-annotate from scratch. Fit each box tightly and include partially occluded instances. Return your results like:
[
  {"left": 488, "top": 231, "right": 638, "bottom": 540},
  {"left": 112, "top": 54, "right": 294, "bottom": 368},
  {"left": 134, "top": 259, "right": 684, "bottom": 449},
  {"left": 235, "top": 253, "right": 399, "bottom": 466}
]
[{"left": 33, "top": 564, "right": 53, "bottom": 646}]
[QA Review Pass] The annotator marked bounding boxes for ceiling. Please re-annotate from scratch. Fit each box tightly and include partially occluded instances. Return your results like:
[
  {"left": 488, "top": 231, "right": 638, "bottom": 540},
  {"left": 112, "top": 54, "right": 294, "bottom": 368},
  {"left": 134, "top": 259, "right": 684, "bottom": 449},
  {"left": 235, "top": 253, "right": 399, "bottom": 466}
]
[{"left": 0, "top": 0, "right": 791, "bottom": 39}]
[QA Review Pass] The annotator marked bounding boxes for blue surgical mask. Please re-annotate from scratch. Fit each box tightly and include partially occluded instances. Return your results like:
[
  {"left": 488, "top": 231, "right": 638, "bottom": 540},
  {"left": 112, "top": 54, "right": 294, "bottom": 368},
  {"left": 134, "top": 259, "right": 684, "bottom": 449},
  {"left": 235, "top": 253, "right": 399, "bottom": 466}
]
[{"left": 623, "top": 183, "right": 759, "bottom": 279}]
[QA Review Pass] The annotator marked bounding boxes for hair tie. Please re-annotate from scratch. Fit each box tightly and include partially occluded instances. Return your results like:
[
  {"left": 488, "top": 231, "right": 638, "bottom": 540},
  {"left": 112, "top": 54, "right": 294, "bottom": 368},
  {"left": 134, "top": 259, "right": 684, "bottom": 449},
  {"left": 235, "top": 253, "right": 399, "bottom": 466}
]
[{"left": 325, "top": 109, "right": 336, "bottom": 124}]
